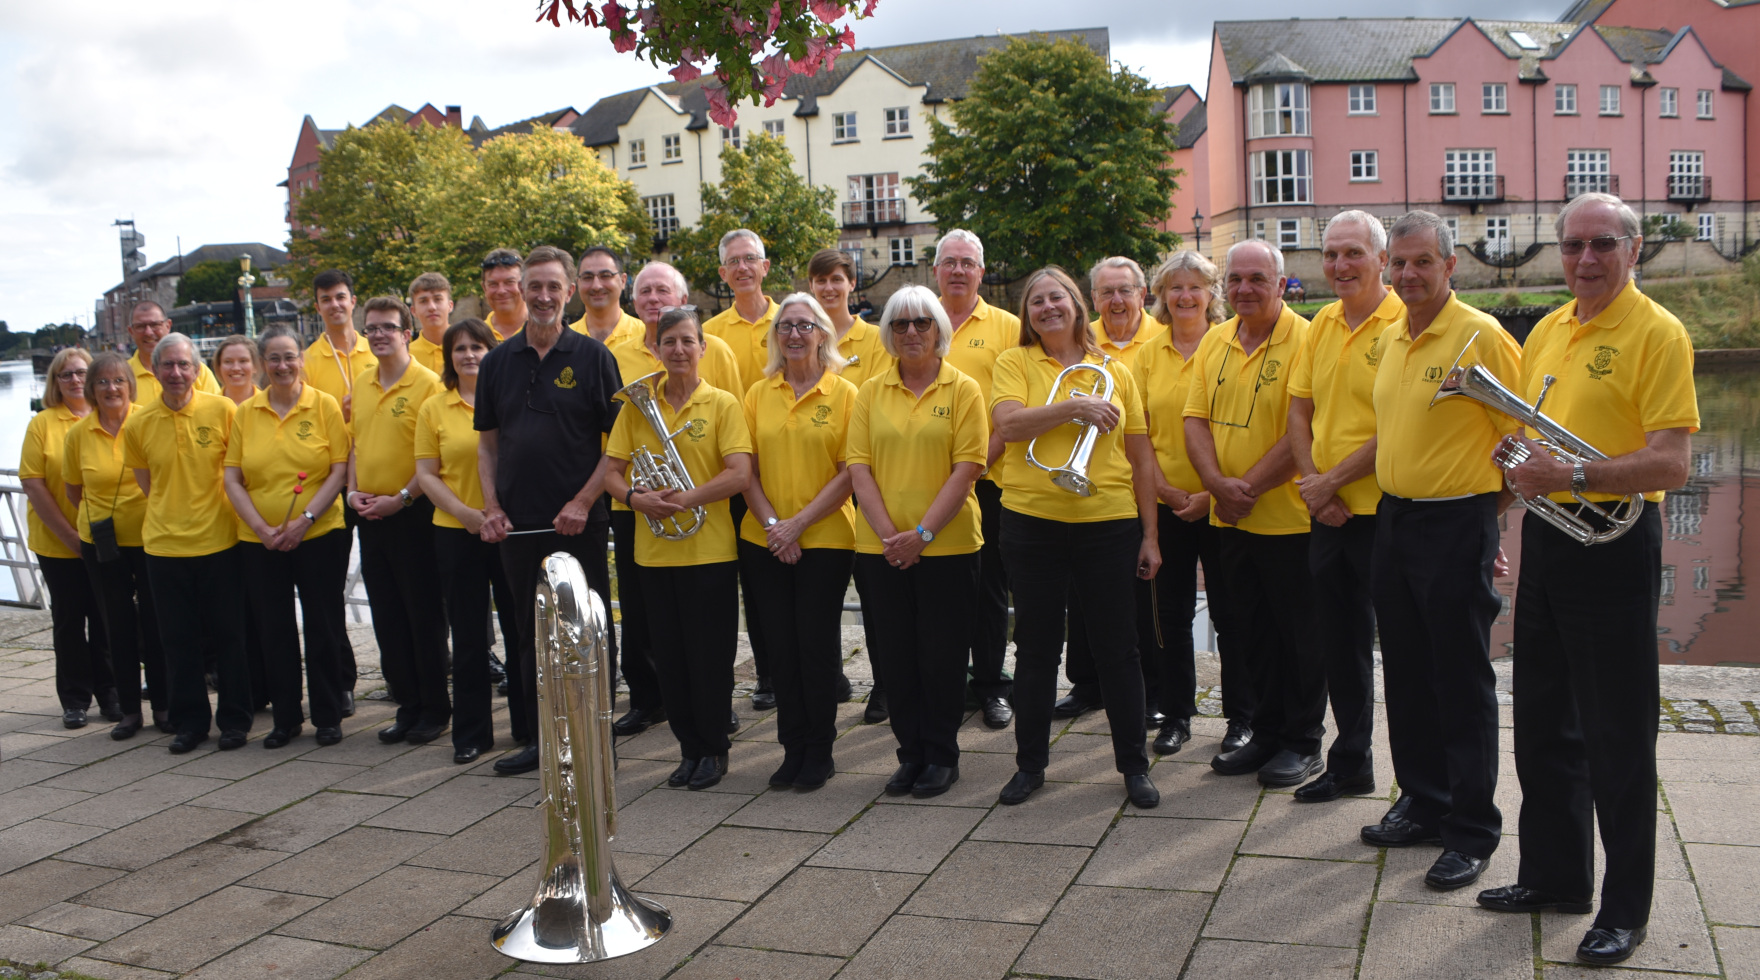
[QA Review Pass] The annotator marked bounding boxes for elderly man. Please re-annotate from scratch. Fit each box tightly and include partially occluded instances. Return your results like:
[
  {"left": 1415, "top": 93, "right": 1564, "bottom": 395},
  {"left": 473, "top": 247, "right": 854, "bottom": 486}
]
[
  {"left": 1362, "top": 211, "right": 1521, "bottom": 893},
  {"left": 569, "top": 247, "right": 645, "bottom": 346},
  {"left": 480, "top": 248, "right": 527, "bottom": 339},
  {"left": 477, "top": 246, "right": 623, "bottom": 774},
  {"left": 126, "top": 301, "right": 219, "bottom": 404},
  {"left": 1183, "top": 239, "right": 1322, "bottom": 788},
  {"left": 1286, "top": 212, "right": 1404, "bottom": 803},
  {"left": 1477, "top": 194, "right": 1697, "bottom": 966},
  {"left": 122, "top": 332, "right": 248, "bottom": 753},
  {"left": 935, "top": 229, "right": 1020, "bottom": 729}
]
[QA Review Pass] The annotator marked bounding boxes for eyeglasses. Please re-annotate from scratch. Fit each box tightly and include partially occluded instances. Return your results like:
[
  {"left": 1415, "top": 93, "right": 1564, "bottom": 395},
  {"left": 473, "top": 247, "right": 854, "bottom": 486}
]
[
  {"left": 1558, "top": 236, "right": 1633, "bottom": 256},
  {"left": 131, "top": 319, "right": 168, "bottom": 331},
  {"left": 265, "top": 353, "right": 301, "bottom": 366},
  {"left": 580, "top": 270, "right": 623, "bottom": 283},
  {"left": 722, "top": 254, "right": 765, "bottom": 268},
  {"left": 57, "top": 369, "right": 88, "bottom": 382},
  {"left": 1094, "top": 287, "right": 1141, "bottom": 302},
  {"left": 890, "top": 317, "right": 936, "bottom": 335},
  {"left": 776, "top": 321, "right": 819, "bottom": 336},
  {"left": 661, "top": 305, "right": 697, "bottom": 314},
  {"left": 93, "top": 377, "right": 130, "bottom": 389},
  {"left": 1208, "top": 332, "right": 1280, "bottom": 430},
  {"left": 362, "top": 324, "right": 405, "bottom": 336},
  {"left": 936, "top": 257, "right": 981, "bottom": 272}
]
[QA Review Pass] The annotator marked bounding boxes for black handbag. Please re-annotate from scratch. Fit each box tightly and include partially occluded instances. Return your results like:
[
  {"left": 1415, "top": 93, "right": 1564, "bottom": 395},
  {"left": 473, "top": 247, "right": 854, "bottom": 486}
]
[{"left": 88, "top": 475, "right": 123, "bottom": 563}]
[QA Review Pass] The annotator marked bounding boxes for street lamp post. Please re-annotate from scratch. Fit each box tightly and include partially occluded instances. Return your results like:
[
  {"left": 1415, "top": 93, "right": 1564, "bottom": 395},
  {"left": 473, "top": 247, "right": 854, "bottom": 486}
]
[
  {"left": 238, "top": 254, "right": 258, "bottom": 340},
  {"left": 1192, "top": 208, "right": 1205, "bottom": 256}
]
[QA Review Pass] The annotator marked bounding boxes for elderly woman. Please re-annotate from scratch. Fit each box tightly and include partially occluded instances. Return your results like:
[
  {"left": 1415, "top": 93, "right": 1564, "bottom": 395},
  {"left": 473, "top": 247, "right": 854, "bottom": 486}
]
[
  {"left": 738, "top": 293, "right": 858, "bottom": 790},
  {"left": 605, "top": 307, "right": 752, "bottom": 791},
  {"left": 849, "top": 285, "right": 987, "bottom": 798},
  {"left": 213, "top": 335, "right": 261, "bottom": 406},
  {"left": 64, "top": 352, "right": 162, "bottom": 738},
  {"left": 991, "top": 267, "right": 1163, "bottom": 809},
  {"left": 23, "top": 348, "right": 114, "bottom": 729},
  {"left": 222, "top": 327, "right": 351, "bottom": 749}
]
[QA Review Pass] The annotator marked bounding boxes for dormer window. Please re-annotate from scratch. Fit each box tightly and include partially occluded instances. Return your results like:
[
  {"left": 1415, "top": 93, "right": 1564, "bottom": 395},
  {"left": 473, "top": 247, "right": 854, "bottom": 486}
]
[{"left": 1247, "top": 82, "right": 1310, "bottom": 138}]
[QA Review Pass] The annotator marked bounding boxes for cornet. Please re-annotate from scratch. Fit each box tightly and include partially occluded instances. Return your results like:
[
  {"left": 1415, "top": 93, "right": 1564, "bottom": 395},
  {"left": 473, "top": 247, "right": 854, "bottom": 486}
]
[
  {"left": 618, "top": 371, "right": 706, "bottom": 539},
  {"left": 1025, "top": 358, "right": 1116, "bottom": 497}
]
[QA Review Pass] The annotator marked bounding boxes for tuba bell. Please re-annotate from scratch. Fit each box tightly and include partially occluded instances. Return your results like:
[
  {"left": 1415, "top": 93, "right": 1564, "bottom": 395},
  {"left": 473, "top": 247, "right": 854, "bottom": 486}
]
[
  {"left": 1430, "top": 331, "right": 1641, "bottom": 545},
  {"left": 1025, "top": 358, "right": 1116, "bottom": 497},
  {"left": 490, "top": 553, "right": 672, "bottom": 963},
  {"left": 618, "top": 371, "right": 706, "bottom": 540}
]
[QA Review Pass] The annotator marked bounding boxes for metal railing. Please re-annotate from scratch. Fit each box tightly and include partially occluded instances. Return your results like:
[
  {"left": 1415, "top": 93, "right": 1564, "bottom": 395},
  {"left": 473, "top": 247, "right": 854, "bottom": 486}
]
[
  {"left": 1442, "top": 174, "right": 1505, "bottom": 202},
  {"left": 841, "top": 198, "right": 906, "bottom": 227},
  {"left": 0, "top": 470, "right": 48, "bottom": 608},
  {"left": 1564, "top": 174, "right": 1618, "bottom": 199},
  {"left": 1668, "top": 176, "right": 1710, "bottom": 202}
]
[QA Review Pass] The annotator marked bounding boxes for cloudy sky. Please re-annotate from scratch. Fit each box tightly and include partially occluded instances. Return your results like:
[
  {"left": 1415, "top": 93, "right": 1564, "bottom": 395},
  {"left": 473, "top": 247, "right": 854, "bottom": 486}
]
[{"left": 0, "top": 0, "right": 1561, "bottom": 334}]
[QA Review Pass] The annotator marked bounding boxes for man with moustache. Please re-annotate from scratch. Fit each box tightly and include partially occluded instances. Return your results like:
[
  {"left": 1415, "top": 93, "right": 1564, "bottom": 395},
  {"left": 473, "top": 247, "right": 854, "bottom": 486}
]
[
  {"left": 480, "top": 249, "right": 528, "bottom": 339},
  {"left": 126, "top": 301, "right": 220, "bottom": 404}
]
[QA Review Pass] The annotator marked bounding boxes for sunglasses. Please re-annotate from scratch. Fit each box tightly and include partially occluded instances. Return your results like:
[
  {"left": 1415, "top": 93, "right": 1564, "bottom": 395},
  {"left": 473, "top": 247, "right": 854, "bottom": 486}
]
[
  {"left": 1558, "top": 236, "right": 1633, "bottom": 256},
  {"left": 889, "top": 317, "right": 936, "bottom": 335}
]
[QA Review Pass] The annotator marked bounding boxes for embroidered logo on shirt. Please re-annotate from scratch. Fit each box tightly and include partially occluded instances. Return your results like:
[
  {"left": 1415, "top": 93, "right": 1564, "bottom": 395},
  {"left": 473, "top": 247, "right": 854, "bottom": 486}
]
[
  {"left": 1365, "top": 337, "right": 1382, "bottom": 367},
  {"left": 811, "top": 405, "right": 832, "bottom": 427},
  {"left": 684, "top": 418, "right": 708, "bottom": 441},
  {"left": 555, "top": 367, "right": 578, "bottom": 389},
  {"left": 1586, "top": 345, "right": 1620, "bottom": 381},
  {"left": 1260, "top": 359, "right": 1282, "bottom": 382},
  {"left": 931, "top": 404, "right": 951, "bottom": 419},
  {"left": 296, "top": 421, "right": 314, "bottom": 440},
  {"left": 967, "top": 339, "right": 985, "bottom": 348},
  {"left": 1423, "top": 365, "right": 1446, "bottom": 383},
  {"left": 390, "top": 397, "right": 409, "bottom": 417},
  {"left": 195, "top": 426, "right": 215, "bottom": 448}
]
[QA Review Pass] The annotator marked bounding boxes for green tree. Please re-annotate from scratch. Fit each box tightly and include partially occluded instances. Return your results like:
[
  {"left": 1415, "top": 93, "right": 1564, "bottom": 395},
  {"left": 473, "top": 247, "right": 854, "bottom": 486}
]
[
  {"left": 667, "top": 132, "right": 838, "bottom": 292},
  {"left": 906, "top": 36, "right": 1181, "bottom": 280},
  {"left": 1643, "top": 214, "right": 1694, "bottom": 242},
  {"left": 175, "top": 259, "right": 246, "bottom": 306}
]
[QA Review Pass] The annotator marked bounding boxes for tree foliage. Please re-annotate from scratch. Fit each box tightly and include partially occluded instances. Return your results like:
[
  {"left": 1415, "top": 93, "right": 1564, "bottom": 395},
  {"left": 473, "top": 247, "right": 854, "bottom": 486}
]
[
  {"left": 906, "top": 36, "right": 1181, "bottom": 280},
  {"left": 175, "top": 260, "right": 247, "bottom": 306},
  {"left": 666, "top": 132, "right": 838, "bottom": 292}
]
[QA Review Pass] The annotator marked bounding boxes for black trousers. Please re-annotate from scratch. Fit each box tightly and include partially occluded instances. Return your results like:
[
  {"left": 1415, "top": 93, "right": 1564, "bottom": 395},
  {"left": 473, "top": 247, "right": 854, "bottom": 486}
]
[
  {"left": 500, "top": 522, "right": 614, "bottom": 746},
  {"left": 1311, "top": 514, "right": 1378, "bottom": 778},
  {"left": 244, "top": 599, "right": 268, "bottom": 712},
  {"left": 739, "top": 542, "right": 854, "bottom": 762},
  {"left": 434, "top": 526, "right": 514, "bottom": 752},
  {"left": 639, "top": 560, "right": 738, "bottom": 759},
  {"left": 854, "top": 552, "right": 977, "bottom": 767},
  {"left": 241, "top": 531, "right": 348, "bottom": 730},
  {"left": 81, "top": 543, "right": 163, "bottom": 718},
  {"left": 1372, "top": 493, "right": 1502, "bottom": 858},
  {"left": 1514, "top": 502, "right": 1662, "bottom": 929},
  {"left": 39, "top": 553, "right": 112, "bottom": 711},
  {"left": 338, "top": 508, "right": 362, "bottom": 689},
  {"left": 969, "top": 479, "right": 1013, "bottom": 699},
  {"left": 609, "top": 509, "right": 664, "bottom": 712},
  {"left": 729, "top": 496, "right": 771, "bottom": 685},
  {"left": 1218, "top": 526, "right": 1326, "bottom": 756},
  {"left": 358, "top": 501, "right": 451, "bottom": 728},
  {"left": 1003, "top": 510, "right": 1149, "bottom": 776},
  {"left": 147, "top": 547, "right": 251, "bottom": 736}
]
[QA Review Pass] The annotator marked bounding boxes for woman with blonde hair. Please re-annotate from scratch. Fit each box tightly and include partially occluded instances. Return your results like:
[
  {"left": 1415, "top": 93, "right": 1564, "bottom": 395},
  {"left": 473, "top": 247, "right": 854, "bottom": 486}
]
[{"left": 212, "top": 334, "right": 262, "bottom": 406}]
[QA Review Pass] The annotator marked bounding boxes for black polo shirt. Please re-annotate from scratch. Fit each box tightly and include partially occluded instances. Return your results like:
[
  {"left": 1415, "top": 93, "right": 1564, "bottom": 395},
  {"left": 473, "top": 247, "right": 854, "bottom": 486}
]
[{"left": 474, "top": 324, "right": 621, "bottom": 527}]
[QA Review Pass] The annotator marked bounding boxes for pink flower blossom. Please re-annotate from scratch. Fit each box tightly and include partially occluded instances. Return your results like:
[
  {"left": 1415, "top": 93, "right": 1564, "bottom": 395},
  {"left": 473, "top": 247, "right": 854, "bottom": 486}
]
[
  {"left": 767, "top": 2, "right": 783, "bottom": 34},
  {"left": 612, "top": 30, "right": 637, "bottom": 52},
  {"left": 761, "top": 51, "right": 789, "bottom": 78},
  {"left": 706, "top": 86, "right": 737, "bottom": 127},
  {"left": 809, "top": 0, "right": 844, "bottom": 24},
  {"left": 670, "top": 62, "right": 701, "bottom": 82},
  {"left": 762, "top": 72, "right": 788, "bottom": 103},
  {"left": 600, "top": 0, "right": 624, "bottom": 30},
  {"left": 634, "top": 5, "right": 657, "bottom": 30},
  {"left": 838, "top": 26, "right": 855, "bottom": 49},
  {"left": 862, "top": 0, "right": 879, "bottom": 15}
]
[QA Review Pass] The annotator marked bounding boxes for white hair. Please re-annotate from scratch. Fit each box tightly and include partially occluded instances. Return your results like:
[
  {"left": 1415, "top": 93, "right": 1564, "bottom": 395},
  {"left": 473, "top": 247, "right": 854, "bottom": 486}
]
[
  {"left": 1325, "top": 210, "right": 1388, "bottom": 253},
  {"left": 635, "top": 261, "right": 690, "bottom": 298},
  {"left": 1555, "top": 192, "right": 1642, "bottom": 240},
  {"left": 1087, "top": 256, "right": 1147, "bottom": 291},
  {"left": 152, "top": 332, "right": 197, "bottom": 370},
  {"left": 1226, "top": 238, "right": 1285, "bottom": 278},
  {"left": 878, "top": 286, "right": 954, "bottom": 358},
  {"left": 1390, "top": 210, "right": 1456, "bottom": 258},
  {"left": 933, "top": 229, "right": 985, "bottom": 268},
  {"left": 717, "top": 228, "right": 766, "bottom": 263}
]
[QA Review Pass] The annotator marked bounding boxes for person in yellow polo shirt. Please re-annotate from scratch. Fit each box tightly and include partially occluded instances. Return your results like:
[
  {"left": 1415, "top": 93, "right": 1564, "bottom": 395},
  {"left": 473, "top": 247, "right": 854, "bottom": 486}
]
[
  {"left": 1477, "top": 195, "right": 1698, "bottom": 965},
  {"left": 121, "top": 333, "right": 249, "bottom": 754},
  {"left": 738, "top": 293, "right": 858, "bottom": 791},
  {"left": 65, "top": 352, "right": 161, "bottom": 739},
  {"left": 991, "top": 266, "right": 1161, "bottom": 811},
  {"left": 1358, "top": 212, "right": 1522, "bottom": 895},
  {"left": 221, "top": 328, "right": 351, "bottom": 751},
  {"left": 605, "top": 307, "right": 753, "bottom": 792},
  {"left": 303, "top": 269, "right": 376, "bottom": 422},
  {"left": 347, "top": 296, "right": 450, "bottom": 746},
  {"left": 125, "top": 300, "right": 220, "bottom": 404},
  {"left": 480, "top": 248, "right": 529, "bottom": 339},
  {"left": 1285, "top": 211, "right": 1404, "bottom": 804},
  {"left": 703, "top": 229, "right": 780, "bottom": 393},
  {"left": 807, "top": 248, "right": 894, "bottom": 390},
  {"left": 409, "top": 271, "right": 458, "bottom": 375},
  {"left": 848, "top": 285, "right": 987, "bottom": 798},
  {"left": 568, "top": 247, "right": 644, "bottom": 346},
  {"left": 1183, "top": 239, "right": 1321, "bottom": 788}
]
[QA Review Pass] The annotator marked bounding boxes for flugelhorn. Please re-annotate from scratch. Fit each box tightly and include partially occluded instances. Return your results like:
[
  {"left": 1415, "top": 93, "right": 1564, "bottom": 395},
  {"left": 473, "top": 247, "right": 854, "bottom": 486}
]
[
  {"left": 1430, "top": 331, "right": 1641, "bottom": 545},
  {"left": 618, "top": 371, "right": 705, "bottom": 539},
  {"left": 490, "top": 553, "right": 672, "bottom": 963},
  {"left": 1025, "top": 358, "right": 1116, "bottom": 497}
]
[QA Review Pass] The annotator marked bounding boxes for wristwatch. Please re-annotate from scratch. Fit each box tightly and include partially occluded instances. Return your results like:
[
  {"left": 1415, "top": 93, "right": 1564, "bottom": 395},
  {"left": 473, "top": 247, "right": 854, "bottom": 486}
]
[
  {"left": 915, "top": 524, "right": 934, "bottom": 543},
  {"left": 399, "top": 488, "right": 414, "bottom": 508},
  {"left": 1570, "top": 462, "right": 1588, "bottom": 495},
  {"left": 764, "top": 516, "right": 780, "bottom": 527},
  {"left": 301, "top": 510, "right": 316, "bottom": 523}
]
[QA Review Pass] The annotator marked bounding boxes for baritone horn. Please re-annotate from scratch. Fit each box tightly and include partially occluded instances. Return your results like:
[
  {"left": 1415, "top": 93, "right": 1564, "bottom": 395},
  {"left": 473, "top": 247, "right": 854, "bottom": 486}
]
[
  {"left": 1430, "top": 331, "right": 1641, "bottom": 545},
  {"left": 1025, "top": 358, "right": 1116, "bottom": 497},
  {"left": 490, "top": 553, "right": 672, "bottom": 963},
  {"left": 618, "top": 371, "right": 705, "bottom": 539}
]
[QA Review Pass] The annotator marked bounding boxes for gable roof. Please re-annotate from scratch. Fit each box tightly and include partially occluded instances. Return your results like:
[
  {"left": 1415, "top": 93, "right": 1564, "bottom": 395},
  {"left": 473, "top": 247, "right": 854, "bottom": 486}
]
[
  {"left": 475, "top": 107, "right": 580, "bottom": 144},
  {"left": 1173, "top": 101, "right": 1207, "bottom": 150}
]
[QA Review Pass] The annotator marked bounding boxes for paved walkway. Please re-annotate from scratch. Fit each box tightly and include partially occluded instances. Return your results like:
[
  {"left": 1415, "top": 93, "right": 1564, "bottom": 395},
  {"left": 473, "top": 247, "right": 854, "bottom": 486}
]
[{"left": 1, "top": 607, "right": 1757, "bottom": 980}]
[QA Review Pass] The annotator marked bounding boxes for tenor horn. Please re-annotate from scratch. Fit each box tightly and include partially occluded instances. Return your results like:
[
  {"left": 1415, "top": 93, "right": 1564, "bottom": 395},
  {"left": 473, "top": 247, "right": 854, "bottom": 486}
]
[
  {"left": 1430, "top": 332, "right": 1642, "bottom": 545},
  {"left": 1025, "top": 358, "right": 1116, "bottom": 497},
  {"left": 618, "top": 371, "right": 706, "bottom": 539},
  {"left": 490, "top": 553, "right": 672, "bottom": 963}
]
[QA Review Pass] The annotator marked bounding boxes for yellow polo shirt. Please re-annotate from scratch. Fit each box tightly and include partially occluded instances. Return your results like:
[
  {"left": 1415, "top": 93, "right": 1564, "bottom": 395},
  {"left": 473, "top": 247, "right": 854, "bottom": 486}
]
[
  {"left": 1520, "top": 280, "right": 1699, "bottom": 504},
  {"left": 1288, "top": 291, "right": 1404, "bottom": 516},
  {"left": 739, "top": 370, "right": 858, "bottom": 550},
  {"left": 847, "top": 363, "right": 987, "bottom": 556},
  {"left": 1132, "top": 327, "right": 1212, "bottom": 495},
  {"left": 606, "top": 379, "right": 752, "bottom": 567},
  {"left": 224, "top": 385, "right": 349, "bottom": 543},
  {"left": 129, "top": 350, "right": 220, "bottom": 405},
  {"left": 121, "top": 391, "right": 238, "bottom": 558},
  {"left": 1372, "top": 295, "right": 1522, "bottom": 500},
  {"left": 414, "top": 390, "right": 487, "bottom": 530},
  {"left": 1182, "top": 305, "right": 1312, "bottom": 535},
  {"left": 1092, "top": 312, "right": 1167, "bottom": 368},
  {"left": 569, "top": 311, "right": 645, "bottom": 347},
  {"left": 351, "top": 361, "right": 444, "bottom": 496},
  {"left": 410, "top": 322, "right": 507, "bottom": 377},
  {"left": 992, "top": 346, "right": 1146, "bottom": 524},
  {"left": 303, "top": 331, "right": 376, "bottom": 415},
  {"left": 836, "top": 318, "right": 895, "bottom": 390},
  {"left": 63, "top": 408, "right": 148, "bottom": 548},
  {"left": 19, "top": 406, "right": 83, "bottom": 558},
  {"left": 943, "top": 297, "right": 1020, "bottom": 405},
  {"left": 604, "top": 331, "right": 743, "bottom": 514},
  {"left": 704, "top": 296, "right": 779, "bottom": 393}
]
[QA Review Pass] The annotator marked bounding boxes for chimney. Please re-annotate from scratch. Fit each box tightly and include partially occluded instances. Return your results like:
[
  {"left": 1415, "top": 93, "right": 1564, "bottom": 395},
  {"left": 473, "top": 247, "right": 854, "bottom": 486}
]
[{"left": 446, "top": 105, "right": 462, "bottom": 128}]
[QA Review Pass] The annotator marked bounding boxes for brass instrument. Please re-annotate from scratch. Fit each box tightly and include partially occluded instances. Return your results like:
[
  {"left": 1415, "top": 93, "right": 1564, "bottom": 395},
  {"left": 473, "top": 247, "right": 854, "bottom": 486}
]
[
  {"left": 490, "top": 553, "right": 672, "bottom": 963},
  {"left": 618, "top": 371, "right": 705, "bottom": 539},
  {"left": 1025, "top": 358, "right": 1116, "bottom": 497},
  {"left": 1431, "top": 332, "right": 1641, "bottom": 545}
]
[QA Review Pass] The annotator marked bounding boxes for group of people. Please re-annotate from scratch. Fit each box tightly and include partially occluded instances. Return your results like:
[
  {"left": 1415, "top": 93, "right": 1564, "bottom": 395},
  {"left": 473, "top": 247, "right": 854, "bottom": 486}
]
[{"left": 22, "top": 190, "right": 1690, "bottom": 967}]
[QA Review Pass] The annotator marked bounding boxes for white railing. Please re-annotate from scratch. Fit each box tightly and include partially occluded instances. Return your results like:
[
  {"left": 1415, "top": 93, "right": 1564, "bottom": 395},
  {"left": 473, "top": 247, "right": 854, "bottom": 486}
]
[{"left": 0, "top": 469, "right": 48, "bottom": 608}]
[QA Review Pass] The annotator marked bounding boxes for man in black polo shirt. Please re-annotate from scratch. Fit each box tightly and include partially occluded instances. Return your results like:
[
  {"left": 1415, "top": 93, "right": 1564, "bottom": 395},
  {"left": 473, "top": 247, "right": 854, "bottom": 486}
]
[{"left": 476, "top": 245, "right": 622, "bottom": 776}]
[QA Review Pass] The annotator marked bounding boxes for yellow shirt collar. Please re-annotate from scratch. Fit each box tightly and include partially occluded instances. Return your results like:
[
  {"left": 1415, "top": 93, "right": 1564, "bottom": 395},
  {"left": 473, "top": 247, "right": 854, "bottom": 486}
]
[
  {"left": 766, "top": 368, "right": 841, "bottom": 397},
  {"left": 314, "top": 331, "right": 368, "bottom": 357},
  {"left": 1222, "top": 304, "right": 1299, "bottom": 353},
  {"left": 1563, "top": 278, "right": 1642, "bottom": 332},
  {"left": 880, "top": 360, "right": 959, "bottom": 390}
]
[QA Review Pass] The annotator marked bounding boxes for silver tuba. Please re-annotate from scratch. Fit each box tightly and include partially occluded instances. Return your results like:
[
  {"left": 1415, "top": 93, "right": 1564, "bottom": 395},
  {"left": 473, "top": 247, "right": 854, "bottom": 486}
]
[
  {"left": 1430, "top": 331, "right": 1642, "bottom": 545},
  {"left": 490, "top": 553, "right": 672, "bottom": 963},
  {"left": 1024, "top": 358, "right": 1116, "bottom": 497},
  {"left": 618, "top": 371, "right": 706, "bottom": 539}
]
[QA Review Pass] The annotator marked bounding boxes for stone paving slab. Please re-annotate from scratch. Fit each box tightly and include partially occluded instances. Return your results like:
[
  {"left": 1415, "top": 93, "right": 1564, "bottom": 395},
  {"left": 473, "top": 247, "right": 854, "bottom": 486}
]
[
  {"left": 77, "top": 841, "right": 287, "bottom": 917},
  {"left": 1203, "top": 855, "right": 1379, "bottom": 947},
  {"left": 719, "top": 866, "right": 921, "bottom": 956},
  {"left": 180, "top": 933, "right": 372, "bottom": 980},
  {"left": 1016, "top": 885, "right": 1212, "bottom": 980},
  {"left": 1358, "top": 902, "right": 1532, "bottom": 980},
  {"left": 85, "top": 885, "right": 322, "bottom": 974},
  {"left": 901, "top": 840, "right": 1087, "bottom": 924},
  {"left": 1184, "top": 938, "right": 1360, "bottom": 979}
]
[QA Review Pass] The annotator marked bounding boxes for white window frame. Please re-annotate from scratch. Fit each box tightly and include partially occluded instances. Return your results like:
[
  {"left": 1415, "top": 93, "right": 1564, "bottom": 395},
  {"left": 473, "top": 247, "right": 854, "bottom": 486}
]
[
  {"left": 1697, "top": 89, "right": 1714, "bottom": 119},
  {"left": 643, "top": 194, "right": 678, "bottom": 239},
  {"left": 1482, "top": 83, "right": 1508, "bottom": 114},
  {"left": 1430, "top": 82, "right": 1456, "bottom": 114},
  {"left": 662, "top": 134, "right": 682, "bottom": 162},
  {"left": 1347, "top": 84, "right": 1377, "bottom": 114},
  {"left": 883, "top": 107, "right": 911, "bottom": 138},
  {"left": 1444, "top": 149, "right": 1498, "bottom": 199},
  {"left": 1247, "top": 82, "right": 1311, "bottom": 137},
  {"left": 1277, "top": 219, "right": 1301, "bottom": 249},
  {"left": 889, "top": 236, "right": 914, "bottom": 265},
  {"left": 845, "top": 172, "right": 902, "bottom": 224},
  {"left": 1484, "top": 216, "right": 1511, "bottom": 256},
  {"left": 1565, "top": 149, "right": 1611, "bottom": 197},
  {"left": 762, "top": 119, "right": 785, "bottom": 139},
  {"left": 1697, "top": 213, "right": 1717, "bottom": 241},
  {"left": 1250, "top": 149, "right": 1313, "bottom": 204},
  {"left": 628, "top": 138, "right": 646, "bottom": 167},
  {"left": 1349, "top": 150, "right": 1379, "bottom": 182},
  {"left": 1659, "top": 87, "right": 1679, "bottom": 118},
  {"left": 1555, "top": 84, "right": 1578, "bottom": 115},
  {"left": 833, "top": 112, "right": 858, "bottom": 142},
  {"left": 1444, "top": 216, "right": 1460, "bottom": 241},
  {"left": 1669, "top": 150, "right": 1706, "bottom": 198},
  {"left": 1253, "top": 220, "right": 1267, "bottom": 240},
  {"left": 1599, "top": 85, "right": 1622, "bottom": 116},
  {"left": 721, "top": 125, "right": 741, "bottom": 149}
]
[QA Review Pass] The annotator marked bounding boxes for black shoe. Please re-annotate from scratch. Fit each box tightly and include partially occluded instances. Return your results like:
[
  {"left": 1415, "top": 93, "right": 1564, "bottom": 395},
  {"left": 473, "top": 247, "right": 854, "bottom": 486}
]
[
  {"left": 982, "top": 697, "right": 1013, "bottom": 729},
  {"left": 1124, "top": 773, "right": 1160, "bottom": 809},
  {"left": 1475, "top": 884, "right": 1593, "bottom": 915},
  {"left": 454, "top": 745, "right": 482, "bottom": 764},
  {"left": 97, "top": 691, "right": 123, "bottom": 722},
  {"left": 263, "top": 726, "right": 301, "bottom": 749},
  {"left": 1145, "top": 701, "right": 1167, "bottom": 728},
  {"left": 998, "top": 770, "right": 1045, "bottom": 805},
  {"left": 1361, "top": 813, "right": 1443, "bottom": 847},
  {"left": 1577, "top": 926, "right": 1646, "bottom": 965},
  {"left": 1052, "top": 691, "right": 1101, "bottom": 718},
  {"left": 405, "top": 723, "right": 446, "bottom": 745},
  {"left": 612, "top": 706, "right": 665, "bottom": 737},
  {"left": 912, "top": 764, "right": 959, "bottom": 798},
  {"left": 750, "top": 683, "right": 777, "bottom": 712},
  {"left": 885, "top": 762, "right": 924, "bottom": 796},
  {"left": 793, "top": 757, "right": 834, "bottom": 790},
  {"left": 110, "top": 715, "right": 143, "bottom": 741},
  {"left": 487, "top": 654, "right": 507, "bottom": 683},
  {"left": 62, "top": 707, "right": 88, "bottom": 729},
  {"left": 1383, "top": 794, "right": 1414, "bottom": 823},
  {"left": 339, "top": 691, "right": 356, "bottom": 718},
  {"left": 1153, "top": 719, "right": 1190, "bottom": 755},
  {"left": 689, "top": 754, "right": 728, "bottom": 790},
  {"left": 1426, "top": 850, "right": 1487, "bottom": 890},
  {"left": 217, "top": 729, "right": 248, "bottom": 751},
  {"left": 314, "top": 726, "right": 343, "bottom": 746},
  {"left": 835, "top": 673, "right": 853, "bottom": 703},
  {"left": 669, "top": 758, "right": 701, "bottom": 788},
  {"left": 497, "top": 678, "right": 510, "bottom": 697},
  {"left": 378, "top": 720, "right": 414, "bottom": 744},
  {"left": 1258, "top": 750, "right": 1323, "bottom": 787},
  {"left": 1294, "top": 770, "right": 1376, "bottom": 803},
  {"left": 1211, "top": 740, "right": 1276, "bottom": 776},
  {"left": 493, "top": 745, "right": 540, "bottom": 775},
  {"left": 727, "top": 709, "right": 741, "bottom": 734},
  {"left": 1221, "top": 719, "right": 1253, "bottom": 753},
  {"left": 864, "top": 690, "right": 889, "bottom": 724},
  {"left": 168, "top": 731, "right": 207, "bottom": 754},
  {"left": 770, "top": 755, "right": 804, "bottom": 788}
]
